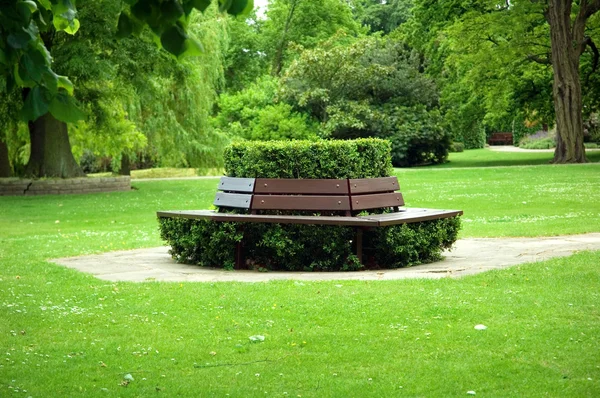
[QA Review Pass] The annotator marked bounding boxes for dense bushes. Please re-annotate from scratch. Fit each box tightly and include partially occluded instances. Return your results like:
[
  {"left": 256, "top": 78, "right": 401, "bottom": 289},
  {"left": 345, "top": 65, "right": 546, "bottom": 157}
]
[
  {"left": 224, "top": 139, "right": 393, "bottom": 178},
  {"left": 158, "top": 216, "right": 461, "bottom": 271}
]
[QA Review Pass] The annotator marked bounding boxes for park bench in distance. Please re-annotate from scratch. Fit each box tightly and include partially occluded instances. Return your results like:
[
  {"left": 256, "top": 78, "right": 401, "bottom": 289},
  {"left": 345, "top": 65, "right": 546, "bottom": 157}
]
[
  {"left": 157, "top": 176, "right": 463, "bottom": 268},
  {"left": 487, "top": 132, "right": 513, "bottom": 145}
]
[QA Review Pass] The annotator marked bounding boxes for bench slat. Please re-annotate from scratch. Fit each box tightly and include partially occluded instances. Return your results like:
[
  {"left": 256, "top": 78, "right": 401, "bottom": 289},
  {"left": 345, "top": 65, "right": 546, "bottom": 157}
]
[
  {"left": 214, "top": 192, "right": 253, "bottom": 209},
  {"left": 157, "top": 210, "right": 379, "bottom": 226},
  {"left": 351, "top": 192, "right": 405, "bottom": 211},
  {"left": 254, "top": 178, "right": 349, "bottom": 194},
  {"left": 218, "top": 177, "right": 255, "bottom": 193},
  {"left": 349, "top": 177, "right": 399, "bottom": 194},
  {"left": 252, "top": 195, "right": 351, "bottom": 211},
  {"left": 360, "top": 208, "right": 463, "bottom": 225}
]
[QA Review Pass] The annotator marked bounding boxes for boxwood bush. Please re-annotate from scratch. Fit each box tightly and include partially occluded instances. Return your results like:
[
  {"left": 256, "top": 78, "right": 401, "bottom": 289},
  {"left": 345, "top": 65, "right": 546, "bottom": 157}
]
[
  {"left": 158, "top": 216, "right": 461, "bottom": 271},
  {"left": 224, "top": 138, "right": 393, "bottom": 178},
  {"left": 159, "top": 139, "right": 462, "bottom": 271}
]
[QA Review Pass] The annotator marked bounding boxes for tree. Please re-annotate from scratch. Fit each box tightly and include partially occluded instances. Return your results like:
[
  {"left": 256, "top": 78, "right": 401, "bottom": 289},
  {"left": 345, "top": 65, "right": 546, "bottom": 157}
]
[
  {"left": 0, "top": 0, "right": 252, "bottom": 178},
  {"left": 408, "top": 0, "right": 600, "bottom": 163},
  {"left": 262, "top": 0, "right": 363, "bottom": 76},
  {"left": 545, "top": 0, "right": 600, "bottom": 163},
  {"left": 353, "top": 0, "right": 414, "bottom": 35},
  {"left": 281, "top": 36, "right": 448, "bottom": 166}
]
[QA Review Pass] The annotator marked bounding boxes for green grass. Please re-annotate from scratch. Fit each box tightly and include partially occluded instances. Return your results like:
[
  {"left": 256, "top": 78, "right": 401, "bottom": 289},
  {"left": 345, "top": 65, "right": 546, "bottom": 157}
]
[
  {"left": 89, "top": 167, "right": 225, "bottom": 179},
  {"left": 1, "top": 156, "right": 600, "bottom": 396},
  {"left": 427, "top": 148, "right": 600, "bottom": 168}
]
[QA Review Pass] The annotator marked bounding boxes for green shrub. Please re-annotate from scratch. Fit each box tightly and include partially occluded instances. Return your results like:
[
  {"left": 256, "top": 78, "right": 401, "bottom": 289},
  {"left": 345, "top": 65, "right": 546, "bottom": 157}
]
[
  {"left": 224, "top": 138, "right": 393, "bottom": 178},
  {"left": 518, "top": 134, "right": 555, "bottom": 149},
  {"left": 158, "top": 216, "right": 462, "bottom": 271},
  {"left": 584, "top": 142, "right": 599, "bottom": 149},
  {"left": 213, "top": 76, "right": 319, "bottom": 141},
  {"left": 450, "top": 142, "right": 465, "bottom": 152},
  {"left": 366, "top": 217, "right": 461, "bottom": 268}
]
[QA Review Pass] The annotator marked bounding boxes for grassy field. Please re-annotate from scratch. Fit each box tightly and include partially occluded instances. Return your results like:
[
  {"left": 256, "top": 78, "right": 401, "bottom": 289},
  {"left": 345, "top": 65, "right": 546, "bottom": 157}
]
[
  {"left": 427, "top": 148, "right": 600, "bottom": 168},
  {"left": 1, "top": 149, "right": 600, "bottom": 396}
]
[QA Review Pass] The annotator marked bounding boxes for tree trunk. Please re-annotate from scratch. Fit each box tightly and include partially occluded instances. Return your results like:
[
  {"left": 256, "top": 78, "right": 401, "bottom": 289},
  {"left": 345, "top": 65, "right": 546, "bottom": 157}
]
[
  {"left": 0, "top": 139, "right": 11, "bottom": 177},
  {"left": 24, "top": 113, "right": 85, "bottom": 178},
  {"left": 547, "top": 0, "right": 587, "bottom": 163},
  {"left": 119, "top": 153, "right": 131, "bottom": 176},
  {"left": 271, "top": 0, "right": 300, "bottom": 76}
]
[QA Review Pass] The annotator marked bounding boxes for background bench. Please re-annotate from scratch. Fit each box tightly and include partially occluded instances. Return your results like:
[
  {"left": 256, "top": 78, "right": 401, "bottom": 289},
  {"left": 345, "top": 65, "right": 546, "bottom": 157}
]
[
  {"left": 488, "top": 132, "right": 513, "bottom": 145},
  {"left": 158, "top": 176, "right": 462, "bottom": 267}
]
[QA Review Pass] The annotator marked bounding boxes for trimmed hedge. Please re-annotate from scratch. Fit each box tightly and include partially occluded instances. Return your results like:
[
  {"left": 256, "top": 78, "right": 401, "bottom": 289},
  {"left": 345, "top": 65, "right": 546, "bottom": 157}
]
[
  {"left": 224, "top": 138, "right": 393, "bottom": 178},
  {"left": 158, "top": 216, "right": 461, "bottom": 271},
  {"left": 158, "top": 138, "right": 462, "bottom": 271}
]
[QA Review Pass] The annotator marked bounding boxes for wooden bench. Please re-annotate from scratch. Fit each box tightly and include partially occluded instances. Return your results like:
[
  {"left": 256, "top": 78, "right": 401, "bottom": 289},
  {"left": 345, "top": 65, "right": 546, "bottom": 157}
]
[
  {"left": 158, "top": 176, "right": 462, "bottom": 268},
  {"left": 488, "top": 132, "right": 513, "bottom": 145}
]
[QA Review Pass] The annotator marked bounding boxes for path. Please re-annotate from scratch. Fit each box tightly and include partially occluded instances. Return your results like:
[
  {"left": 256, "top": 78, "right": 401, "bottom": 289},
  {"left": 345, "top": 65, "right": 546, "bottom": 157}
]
[{"left": 52, "top": 233, "right": 600, "bottom": 283}]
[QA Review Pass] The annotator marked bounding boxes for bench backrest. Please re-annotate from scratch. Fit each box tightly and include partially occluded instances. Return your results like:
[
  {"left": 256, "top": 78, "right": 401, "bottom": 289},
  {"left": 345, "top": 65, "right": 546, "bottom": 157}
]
[{"left": 214, "top": 176, "right": 404, "bottom": 214}]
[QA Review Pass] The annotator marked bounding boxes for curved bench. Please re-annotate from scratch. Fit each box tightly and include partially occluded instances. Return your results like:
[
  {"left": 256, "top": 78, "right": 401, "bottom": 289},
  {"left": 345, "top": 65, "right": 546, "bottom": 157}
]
[{"left": 158, "top": 176, "right": 462, "bottom": 267}]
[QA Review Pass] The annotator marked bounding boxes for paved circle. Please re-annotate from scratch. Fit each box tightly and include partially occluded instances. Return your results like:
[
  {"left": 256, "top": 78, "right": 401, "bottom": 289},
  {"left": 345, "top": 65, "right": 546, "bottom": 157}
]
[{"left": 51, "top": 233, "right": 600, "bottom": 283}]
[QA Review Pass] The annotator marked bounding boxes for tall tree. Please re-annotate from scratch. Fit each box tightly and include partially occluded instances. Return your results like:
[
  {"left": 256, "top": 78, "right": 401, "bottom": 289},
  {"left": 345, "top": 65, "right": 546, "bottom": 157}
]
[
  {"left": 408, "top": 0, "right": 600, "bottom": 163},
  {"left": 0, "top": 0, "right": 252, "bottom": 178},
  {"left": 262, "top": 0, "right": 363, "bottom": 76},
  {"left": 545, "top": 0, "right": 600, "bottom": 163}
]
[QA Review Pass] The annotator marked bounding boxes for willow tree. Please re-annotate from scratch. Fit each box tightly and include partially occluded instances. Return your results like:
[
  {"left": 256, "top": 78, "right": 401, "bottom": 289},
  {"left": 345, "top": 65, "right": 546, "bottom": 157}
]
[{"left": 0, "top": 0, "right": 252, "bottom": 178}]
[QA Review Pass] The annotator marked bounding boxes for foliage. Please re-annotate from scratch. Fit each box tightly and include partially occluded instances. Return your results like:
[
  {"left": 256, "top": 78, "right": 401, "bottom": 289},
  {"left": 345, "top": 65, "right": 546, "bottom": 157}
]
[
  {"left": 450, "top": 142, "right": 464, "bottom": 153},
  {"left": 222, "top": 9, "right": 268, "bottom": 92},
  {"left": 261, "top": 0, "right": 363, "bottom": 74},
  {"left": 159, "top": 217, "right": 241, "bottom": 269},
  {"left": 213, "top": 76, "right": 318, "bottom": 141},
  {"left": 353, "top": 0, "right": 414, "bottom": 35},
  {"left": 158, "top": 215, "right": 460, "bottom": 271},
  {"left": 280, "top": 35, "right": 447, "bottom": 166},
  {"left": 518, "top": 131, "right": 556, "bottom": 149},
  {"left": 224, "top": 138, "right": 393, "bottom": 178},
  {"left": 0, "top": 0, "right": 252, "bottom": 123},
  {"left": 366, "top": 217, "right": 461, "bottom": 268}
]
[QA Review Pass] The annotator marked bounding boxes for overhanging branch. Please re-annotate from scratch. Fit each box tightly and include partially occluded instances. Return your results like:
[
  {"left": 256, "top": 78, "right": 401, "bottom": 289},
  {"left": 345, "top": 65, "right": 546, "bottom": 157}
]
[{"left": 526, "top": 53, "right": 551, "bottom": 65}]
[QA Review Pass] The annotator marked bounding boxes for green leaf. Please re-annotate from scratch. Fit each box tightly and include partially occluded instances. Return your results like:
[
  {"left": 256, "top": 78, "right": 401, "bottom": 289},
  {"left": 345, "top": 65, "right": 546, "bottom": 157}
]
[
  {"left": 57, "top": 75, "right": 74, "bottom": 95},
  {"left": 38, "top": 0, "right": 51, "bottom": 10},
  {"left": 158, "top": 0, "right": 184, "bottom": 25},
  {"left": 191, "top": 0, "right": 212, "bottom": 13},
  {"left": 16, "top": 2, "right": 33, "bottom": 23},
  {"left": 22, "top": 50, "right": 46, "bottom": 82},
  {"left": 52, "top": 0, "right": 80, "bottom": 34},
  {"left": 22, "top": 86, "right": 50, "bottom": 121},
  {"left": 160, "top": 24, "right": 188, "bottom": 57},
  {"left": 7, "top": 32, "right": 31, "bottom": 49},
  {"left": 226, "top": 0, "right": 252, "bottom": 16},
  {"left": 0, "top": 48, "right": 6, "bottom": 65},
  {"left": 48, "top": 92, "right": 86, "bottom": 123},
  {"left": 116, "top": 13, "right": 133, "bottom": 38},
  {"left": 21, "top": 0, "right": 38, "bottom": 12}
]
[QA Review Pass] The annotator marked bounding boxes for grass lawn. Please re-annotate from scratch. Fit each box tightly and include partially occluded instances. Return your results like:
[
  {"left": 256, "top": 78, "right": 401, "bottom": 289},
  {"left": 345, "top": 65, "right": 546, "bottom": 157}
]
[
  {"left": 427, "top": 148, "right": 600, "bottom": 168},
  {"left": 1, "top": 151, "right": 600, "bottom": 396}
]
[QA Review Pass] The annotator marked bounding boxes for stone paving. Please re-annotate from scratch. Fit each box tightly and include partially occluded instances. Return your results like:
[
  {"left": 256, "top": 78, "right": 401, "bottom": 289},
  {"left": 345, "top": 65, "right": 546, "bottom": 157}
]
[{"left": 52, "top": 233, "right": 600, "bottom": 283}]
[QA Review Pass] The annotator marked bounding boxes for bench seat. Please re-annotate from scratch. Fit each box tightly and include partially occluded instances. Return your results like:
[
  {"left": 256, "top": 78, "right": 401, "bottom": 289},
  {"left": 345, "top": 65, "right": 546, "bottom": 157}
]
[{"left": 157, "top": 207, "right": 462, "bottom": 227}]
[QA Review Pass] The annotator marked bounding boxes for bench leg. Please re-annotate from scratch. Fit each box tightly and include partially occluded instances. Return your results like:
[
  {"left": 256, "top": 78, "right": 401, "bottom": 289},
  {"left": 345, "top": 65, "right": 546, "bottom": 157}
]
[
  {"left": 235, "top": 241, "right": 244, "bottom": 269},
  {"left": 356, "top": 227, "right": 363, "bottom": 264}
]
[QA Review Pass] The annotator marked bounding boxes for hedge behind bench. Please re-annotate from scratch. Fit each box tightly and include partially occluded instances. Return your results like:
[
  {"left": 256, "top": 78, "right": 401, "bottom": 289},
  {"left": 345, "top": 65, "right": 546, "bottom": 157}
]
[{"left": 224, "top": 138, "right": 393, "bottom": 178}]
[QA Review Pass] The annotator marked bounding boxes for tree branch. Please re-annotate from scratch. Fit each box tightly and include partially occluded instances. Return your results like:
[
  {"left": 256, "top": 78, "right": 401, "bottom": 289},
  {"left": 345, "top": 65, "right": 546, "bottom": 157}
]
[
  {"left": 583, "top": 36, "right": 600, "bottom": 83},
  {"left": 585, "top": 0, "right": 600, "bottom": 19},
  {"left": 526, "top": 54, "right": 551, "bottom": 65}
]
